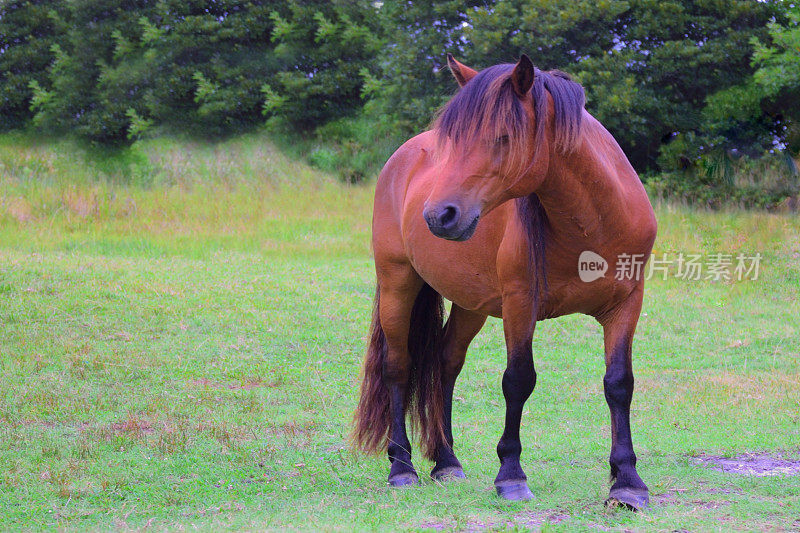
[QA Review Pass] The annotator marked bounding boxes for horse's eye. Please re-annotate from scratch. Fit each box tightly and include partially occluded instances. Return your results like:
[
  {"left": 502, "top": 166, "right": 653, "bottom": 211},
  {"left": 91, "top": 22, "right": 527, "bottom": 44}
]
[{"left": 495, "top": 135, "right": 509, "bottom": 147}]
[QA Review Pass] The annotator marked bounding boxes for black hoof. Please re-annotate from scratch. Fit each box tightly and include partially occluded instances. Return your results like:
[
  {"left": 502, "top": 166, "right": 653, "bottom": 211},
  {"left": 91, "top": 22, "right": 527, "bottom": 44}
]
[
  {"left": 605, "top": 487, "right": 649, "bottom": 511},
  {"left": 495, "top": 479, "right": 534, "bottom": 501},
  {"left": 431, "top": 465, "right": 466, "bottom": 481},
  {"left": 388, "top": 472, "right": 419, "bottom": 487}
]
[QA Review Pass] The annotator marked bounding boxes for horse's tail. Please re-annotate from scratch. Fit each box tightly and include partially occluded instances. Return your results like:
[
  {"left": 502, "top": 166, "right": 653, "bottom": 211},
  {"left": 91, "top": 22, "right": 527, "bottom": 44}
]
[{"left": 353, "top": 283, "right": 447, "bottom": 460}]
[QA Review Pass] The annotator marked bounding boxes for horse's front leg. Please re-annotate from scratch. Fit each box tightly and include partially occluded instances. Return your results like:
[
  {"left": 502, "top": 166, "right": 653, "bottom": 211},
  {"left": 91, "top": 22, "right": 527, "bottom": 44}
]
[
  {"left": 431, "top": 305, "right": 486, "bottom": 481},
  {"left": 494, "top": 290, "right": 537, "bottom": 500},
  {"left": 600, "top": 288, "right": 649, "bottom": 510}
]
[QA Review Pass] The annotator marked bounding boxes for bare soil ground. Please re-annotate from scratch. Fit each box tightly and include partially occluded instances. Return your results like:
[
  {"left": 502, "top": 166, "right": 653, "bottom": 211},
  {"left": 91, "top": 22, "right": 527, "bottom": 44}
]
[{"left": 692, "top": 451, "right": 800, "bottom": 477}]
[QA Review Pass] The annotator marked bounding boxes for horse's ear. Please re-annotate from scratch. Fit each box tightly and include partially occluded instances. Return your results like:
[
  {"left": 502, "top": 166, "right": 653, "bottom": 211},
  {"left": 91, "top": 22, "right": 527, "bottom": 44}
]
[
  {"left": 447, "top": 53, "right": 477, "bottom": 87},
  {"left": 511, "top": 54, "right": 535, "bottom": 98}
]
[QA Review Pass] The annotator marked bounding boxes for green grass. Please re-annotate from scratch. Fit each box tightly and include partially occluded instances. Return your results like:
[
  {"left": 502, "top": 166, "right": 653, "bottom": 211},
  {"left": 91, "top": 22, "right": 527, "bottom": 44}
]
[{"left": 1, "top": 133, "right": 799, "bottom": 531}]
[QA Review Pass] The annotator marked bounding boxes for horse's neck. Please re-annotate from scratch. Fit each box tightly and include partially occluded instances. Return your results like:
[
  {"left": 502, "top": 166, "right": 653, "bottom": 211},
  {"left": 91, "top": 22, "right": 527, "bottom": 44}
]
[{"left": 535, "top": 115, "right": 639, "bottom": 241}]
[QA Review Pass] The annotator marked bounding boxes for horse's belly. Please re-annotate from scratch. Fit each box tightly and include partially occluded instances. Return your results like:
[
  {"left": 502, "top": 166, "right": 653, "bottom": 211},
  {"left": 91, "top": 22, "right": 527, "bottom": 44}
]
[{"left": 409, "top": 246, "right": 503, "bottom": 316}]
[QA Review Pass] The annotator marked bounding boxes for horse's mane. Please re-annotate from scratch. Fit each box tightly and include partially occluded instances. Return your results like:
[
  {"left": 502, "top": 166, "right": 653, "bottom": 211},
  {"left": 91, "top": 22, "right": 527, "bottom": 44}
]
[
  {"left": 434, "top": 63, "right": 585, "bottom": 175},
  {"left": 434, "top": 62, "right": 585, "bottom": 314},
  {"left": 516, "top": 193, "right": 548, "bottom": 318}
]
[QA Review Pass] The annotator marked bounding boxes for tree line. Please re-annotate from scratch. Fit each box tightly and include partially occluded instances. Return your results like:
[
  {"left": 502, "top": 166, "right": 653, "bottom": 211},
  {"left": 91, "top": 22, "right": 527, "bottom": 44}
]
[{"left": 1, "top": 1, "right": 798, "bottom": 202}]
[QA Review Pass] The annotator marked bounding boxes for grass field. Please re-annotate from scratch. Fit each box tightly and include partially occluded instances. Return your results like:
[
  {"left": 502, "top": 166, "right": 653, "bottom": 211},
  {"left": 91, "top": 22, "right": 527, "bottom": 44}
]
[{"left": 1, "top": 133, "right": 799, "bottom": 531}]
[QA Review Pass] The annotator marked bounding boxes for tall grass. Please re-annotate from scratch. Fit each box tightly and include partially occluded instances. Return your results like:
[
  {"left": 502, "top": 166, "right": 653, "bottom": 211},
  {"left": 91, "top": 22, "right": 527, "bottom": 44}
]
[
  {"left": 646, "top": 152, "right": 800, "bottom": 209},
  {"left": 0, "top": 132, "right": 374, "bottom": 257},
  {"left": 3, "top": 132, "right": 798, "bottom": 258}
]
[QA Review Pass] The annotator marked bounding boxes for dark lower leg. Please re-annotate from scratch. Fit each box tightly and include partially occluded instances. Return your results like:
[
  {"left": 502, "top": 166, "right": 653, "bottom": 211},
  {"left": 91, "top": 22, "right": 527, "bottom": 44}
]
[
  {"left": 601, "top": 292, "right": 648, "bottom": 509},
  {"left": 431, "top": 378, "right": 463, "bottom": 477},
  {"left": 495, "top": 354, "right": 536, "bottom": 487},
  {"left": 386, "top": 380, "right": 418, "bottom": 484},
  {"left": 431, "top": 307, "right": 485, "bottom": 479},
  {"left": 604, "top": 356, "right": 646, "bottom": 492}
]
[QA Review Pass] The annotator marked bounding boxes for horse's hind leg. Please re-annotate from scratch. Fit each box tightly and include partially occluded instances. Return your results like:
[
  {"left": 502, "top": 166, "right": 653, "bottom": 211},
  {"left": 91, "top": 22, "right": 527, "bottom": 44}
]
[
  {"left": 378, "top": 263, "right": 425, "bottom": 486},
  {"left": 431, "top": 305, "right": 486, "bottom": 481},
  {"left": 599, "top": 288, "right": 649, "bottom": 510}
]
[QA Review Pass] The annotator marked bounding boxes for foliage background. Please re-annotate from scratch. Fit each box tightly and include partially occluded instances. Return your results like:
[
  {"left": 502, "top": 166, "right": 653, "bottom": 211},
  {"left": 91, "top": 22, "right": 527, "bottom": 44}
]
[{"left": 1, "top": 0, "right": 799, "bottom": 203}]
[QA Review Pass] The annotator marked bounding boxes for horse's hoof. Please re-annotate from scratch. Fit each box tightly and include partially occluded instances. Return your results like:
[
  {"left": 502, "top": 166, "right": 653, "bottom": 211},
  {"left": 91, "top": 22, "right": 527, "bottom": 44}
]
[
  {"left": 388, "top": 472, "right": 419, "bottom": 487},
  {"left": 605, "top": 487, "right": 649, "bottom": 511},
  {"left": 431, "top": 465, "right": 466, "bottom": 481},
  {"left": 495, "top": 479, "right": 534, "bottom": 501}
]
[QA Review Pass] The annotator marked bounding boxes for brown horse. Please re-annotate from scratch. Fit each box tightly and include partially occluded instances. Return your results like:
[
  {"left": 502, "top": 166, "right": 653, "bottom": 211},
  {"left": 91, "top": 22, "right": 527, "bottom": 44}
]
[{"left": 354, "top": 54, "right": 657, "bottom": 509}]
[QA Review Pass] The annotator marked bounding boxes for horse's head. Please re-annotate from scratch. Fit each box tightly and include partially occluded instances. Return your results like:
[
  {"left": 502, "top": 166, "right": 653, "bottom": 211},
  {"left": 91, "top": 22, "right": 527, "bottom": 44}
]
[{"left": 423, "top": 55, "right": 583, "bottom": 241}]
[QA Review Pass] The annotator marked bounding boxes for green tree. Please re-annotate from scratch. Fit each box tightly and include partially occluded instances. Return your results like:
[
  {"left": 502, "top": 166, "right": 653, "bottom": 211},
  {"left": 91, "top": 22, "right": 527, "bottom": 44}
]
[
  {"left": 28, "top": 0, "right": 159, "bottom": 142},
  {"left": 0, "top": 0, "right": 67, "bottom": 129},
  {"left": 264, "top": 1, "right": 384, "bottom": 128},
  {"left": 465, "top": 0, "right": 780, "bottom": 170},
  {"left": 132, "top": 0, "right": 281, "bottom": 137},
  {"left": 367, "top": 1, "right": 489, "bottom": 134},
  {"left": 22, "top": 0, "right": 380, "bottom": 142},
  {"left": 27, "top": 0, "right": 284, "bottom": 141},
  {"left": 751, "top": 2, "right": 800, "bottom": 155}
]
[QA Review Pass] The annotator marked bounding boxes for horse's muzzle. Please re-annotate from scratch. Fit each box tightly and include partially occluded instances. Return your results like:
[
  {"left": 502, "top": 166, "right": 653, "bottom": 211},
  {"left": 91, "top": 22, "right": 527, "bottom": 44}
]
[{"left": 423, "top": 203, "right": 480, "bottom": 241}]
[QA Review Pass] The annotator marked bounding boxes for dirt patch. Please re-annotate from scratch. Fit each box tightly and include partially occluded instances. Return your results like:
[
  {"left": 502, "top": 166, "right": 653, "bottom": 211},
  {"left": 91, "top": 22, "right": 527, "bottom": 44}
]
[
  {"left": 517, "top": 510, "right": 570, "bottom": 528},
  {"left": 692, "top": 452, "right": 800, "bottom": 477},
  {"left": 655, "top": 484, "right": 744, "bottom": 512},
  {"left": 654, "top": 487, "right": 689, "bottom": 505}
]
